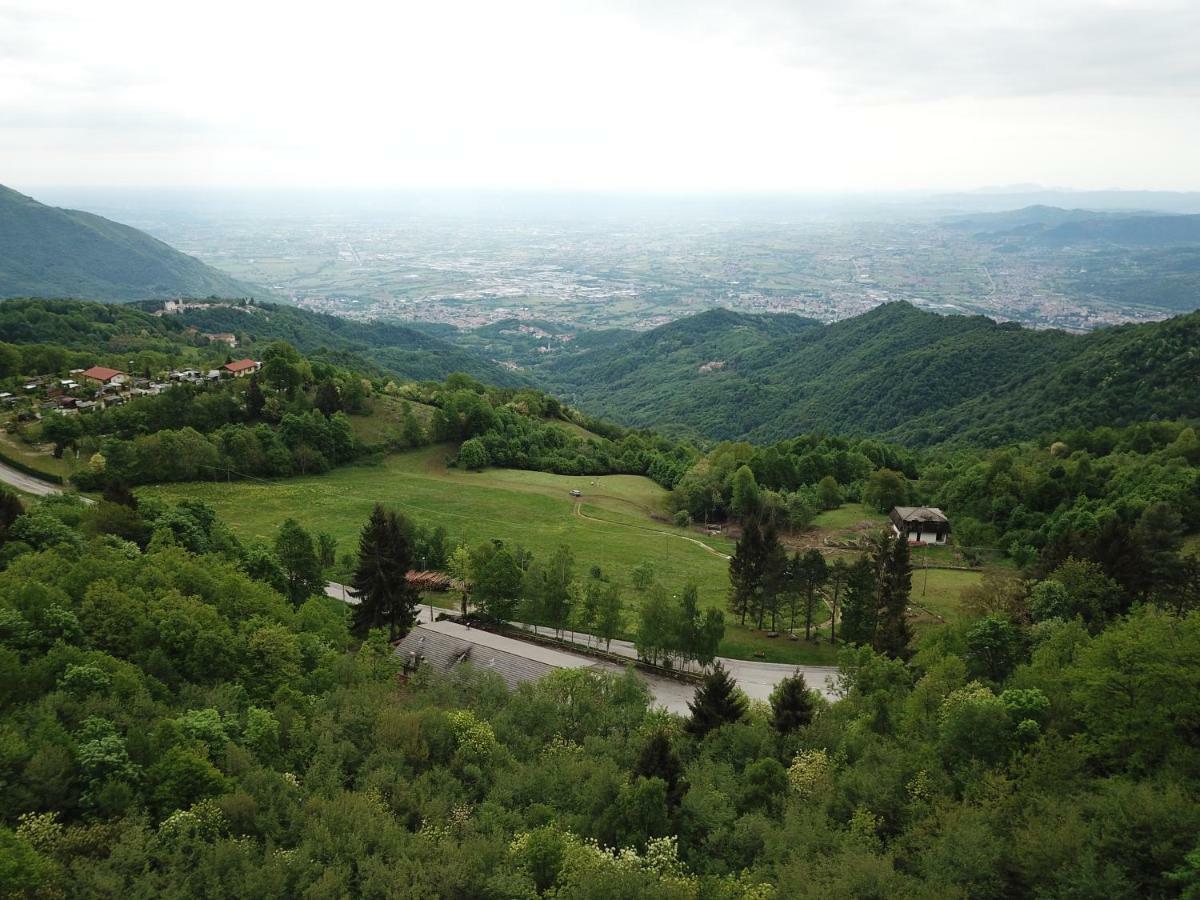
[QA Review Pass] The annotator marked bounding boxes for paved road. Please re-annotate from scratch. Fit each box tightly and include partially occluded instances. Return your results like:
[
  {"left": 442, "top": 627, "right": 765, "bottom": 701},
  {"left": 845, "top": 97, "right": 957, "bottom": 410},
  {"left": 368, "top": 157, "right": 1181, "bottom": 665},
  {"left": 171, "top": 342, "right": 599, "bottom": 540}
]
[
  {"left": 326, "top": 581, "right": 840, "bottom": 701},
  {"left": 0, "top": 459, "right": 67, "bottom": 497}
]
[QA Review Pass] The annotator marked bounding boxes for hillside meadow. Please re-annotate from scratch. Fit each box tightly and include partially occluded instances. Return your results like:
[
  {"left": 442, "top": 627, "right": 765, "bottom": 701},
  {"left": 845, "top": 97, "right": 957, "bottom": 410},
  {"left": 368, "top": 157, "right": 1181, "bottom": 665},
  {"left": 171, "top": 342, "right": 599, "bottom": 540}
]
[{"left": 142, "top": 444, "right": 983, "bottom": 663}]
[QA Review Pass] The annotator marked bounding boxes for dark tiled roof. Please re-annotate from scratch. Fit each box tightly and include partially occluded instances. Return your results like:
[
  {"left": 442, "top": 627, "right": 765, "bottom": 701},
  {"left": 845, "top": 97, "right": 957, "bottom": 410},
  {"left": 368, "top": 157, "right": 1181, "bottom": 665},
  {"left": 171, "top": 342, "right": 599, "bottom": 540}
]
[{"left": 891, "top": 506, "right": 949, "bottom": 524}]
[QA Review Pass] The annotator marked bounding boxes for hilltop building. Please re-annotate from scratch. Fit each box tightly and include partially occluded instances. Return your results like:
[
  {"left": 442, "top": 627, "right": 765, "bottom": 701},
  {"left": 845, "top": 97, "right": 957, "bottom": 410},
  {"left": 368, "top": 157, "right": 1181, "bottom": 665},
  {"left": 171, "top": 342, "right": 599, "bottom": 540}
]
[
  {"left": 890, "top": 506, "right": 950, "bottom": 544},
  {"left": 223, "top": 359, "right": 261, "bottom": 378}
]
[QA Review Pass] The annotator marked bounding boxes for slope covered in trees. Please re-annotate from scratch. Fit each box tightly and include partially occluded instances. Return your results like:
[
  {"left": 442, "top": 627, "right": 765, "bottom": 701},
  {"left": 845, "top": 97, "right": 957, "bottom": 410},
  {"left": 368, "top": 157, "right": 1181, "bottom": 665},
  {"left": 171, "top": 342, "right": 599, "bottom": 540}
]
[
  {"left": 0, "top": 185, "right": 261, "bottom": 301},
  {"left": 145, "top": 300, "right": 528, "bottom": 387},
  {"left": 3, "top": 489, "right": 1200, "bottom": 896},
  {"left": 541, "top": 302, "right": 1200, "bottom": 446}
]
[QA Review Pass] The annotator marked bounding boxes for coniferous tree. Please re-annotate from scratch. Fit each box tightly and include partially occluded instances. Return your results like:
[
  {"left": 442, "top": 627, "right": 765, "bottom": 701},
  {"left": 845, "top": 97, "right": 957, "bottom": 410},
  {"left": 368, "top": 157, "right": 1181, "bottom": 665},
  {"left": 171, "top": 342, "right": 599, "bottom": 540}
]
[
  {"left": 797, "top": 548, "right": 829, "bottom": 640},
  {"left": 873, "top": 530, "right": 913, "bottom": 659},
  {"left": 101, "top": 479, "right": 138, "bottom": 509},
  {"left": 770, "top": 672, "right": 817, "bottom": 734},
  {"left": 244, "top": 375, "right": 266, "bottom": 421},
  {"left": 838, "top": 556, "right": 878, "bottom": 645},
  {"left": 827, "top": 558, "right": 850, "bottom": 645},
  {"left": 0, "top": 489, "right": 23, "bottom": 543},
  {"left": 728, "top": 518, "right": 764, "bottom": 627},
  {"left": 686, "top": 662, "right": 747, "bottom": 736},
  {"left": 350, "top": 504, "right": 419, "bottom": 639},
  {"left": 760, "top": 519, "right": 789, "bottom": 630}
]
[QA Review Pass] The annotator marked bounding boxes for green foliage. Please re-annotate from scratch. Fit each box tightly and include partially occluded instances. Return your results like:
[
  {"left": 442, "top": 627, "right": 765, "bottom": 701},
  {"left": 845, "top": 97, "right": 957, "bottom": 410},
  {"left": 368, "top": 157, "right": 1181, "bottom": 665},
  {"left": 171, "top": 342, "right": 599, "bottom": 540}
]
[
  {"left": 686, "top": 663, "right": 747, "bottom": 736},
  {"left": 543, "top": 301, "right": 1200, "bottom": 447},
  {"left": 350, "top": 504, "right": 419, "bottom": 639},
  {"left": 0, "top": 186, "right": 258, "bottom": 301}
]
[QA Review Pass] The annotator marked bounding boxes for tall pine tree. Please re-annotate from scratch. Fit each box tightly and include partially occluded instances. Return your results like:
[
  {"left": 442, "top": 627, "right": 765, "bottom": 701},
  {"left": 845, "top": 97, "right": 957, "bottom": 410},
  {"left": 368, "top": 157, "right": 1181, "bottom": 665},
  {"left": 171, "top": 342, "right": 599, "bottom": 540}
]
[
  {"left": 350, "top": 504, "right": 419, "bottom": 640},
  {"left": 728, "top": 518, "right": 764, "bottom": 627},
  {"left": 686, "top": 662, "right": 747, "bottom": 736},
  {"left": 873, "top": 530, "right": 914, "bottom": 659}
]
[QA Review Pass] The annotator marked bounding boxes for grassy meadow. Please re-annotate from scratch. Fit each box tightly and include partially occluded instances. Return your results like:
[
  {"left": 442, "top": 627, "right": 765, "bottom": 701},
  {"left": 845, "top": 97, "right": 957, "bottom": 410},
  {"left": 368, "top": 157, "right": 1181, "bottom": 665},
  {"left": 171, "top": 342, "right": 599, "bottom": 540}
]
[{"left": 143, "top": 445, "right": 985, "bottom": 663}]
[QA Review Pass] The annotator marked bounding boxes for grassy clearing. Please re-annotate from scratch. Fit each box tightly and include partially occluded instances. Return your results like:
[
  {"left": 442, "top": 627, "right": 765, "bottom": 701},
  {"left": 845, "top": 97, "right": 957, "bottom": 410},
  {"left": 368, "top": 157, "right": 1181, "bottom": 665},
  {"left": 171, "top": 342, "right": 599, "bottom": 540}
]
[
  {"left": 811, "top": 503, "right": 886, "bottom": 532},
  {"left": 910, "top": 568, "right": 986, "bottom": 623},
  {"left": 346, "top": 396, "right": 438, "bottom": 446},
  {"left": 144, "top": 445, "right": 817, "bottom": 658},
  {"left": 143, "top": 447, "right": 985, "bottom": 662},
  {"left": 0, "top": 430, "right": 79, "bottom": 480}
]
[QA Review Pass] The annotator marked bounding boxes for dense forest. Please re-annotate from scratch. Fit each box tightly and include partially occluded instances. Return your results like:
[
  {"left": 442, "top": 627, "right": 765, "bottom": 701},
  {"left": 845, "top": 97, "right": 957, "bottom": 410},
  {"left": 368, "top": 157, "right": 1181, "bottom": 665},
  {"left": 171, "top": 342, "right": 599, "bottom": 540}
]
[
  {"left": 540, "top": 302, "right": 1200, "bottom": 446},
  {"left": 1, "top": 484, "right": 1199, "bottom": 896}
]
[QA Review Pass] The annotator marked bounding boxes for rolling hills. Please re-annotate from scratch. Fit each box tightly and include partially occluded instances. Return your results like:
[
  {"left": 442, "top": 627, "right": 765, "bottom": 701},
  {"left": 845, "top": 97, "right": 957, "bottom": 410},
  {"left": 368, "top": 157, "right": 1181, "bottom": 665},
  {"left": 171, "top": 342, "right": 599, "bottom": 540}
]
[
  {"left": 538, "top": 302, "right": 1200, "bottom": 446},
  {"left": 0, "top": 184, "right": 261, "bottom": 301}
]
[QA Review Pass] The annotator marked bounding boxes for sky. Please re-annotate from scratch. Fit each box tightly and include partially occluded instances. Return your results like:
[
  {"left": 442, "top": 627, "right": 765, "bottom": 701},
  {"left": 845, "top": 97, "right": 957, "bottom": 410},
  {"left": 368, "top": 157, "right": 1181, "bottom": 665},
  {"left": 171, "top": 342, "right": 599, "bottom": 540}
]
[{"left": 2, "top": 0, "right": 1198, "bottom": 193}]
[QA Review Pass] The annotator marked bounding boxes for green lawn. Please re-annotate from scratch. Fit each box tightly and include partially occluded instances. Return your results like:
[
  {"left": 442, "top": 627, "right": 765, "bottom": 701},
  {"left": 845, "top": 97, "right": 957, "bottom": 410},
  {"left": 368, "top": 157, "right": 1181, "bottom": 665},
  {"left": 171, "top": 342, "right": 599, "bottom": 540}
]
[
  {"left": 143, "top": 447, "right": 987, "bottom": 662},
  {"left": 811, "top": 503, "right": 887, "bottom": 532},
  {"left": 910, "top": 568, "right": 986, "bottom": 623},
  {"left": 145, "top": 445, "right": 840, "bottom": 660},
  {"left": 0, "top": 430, "right": 79, "bottom": 480}
]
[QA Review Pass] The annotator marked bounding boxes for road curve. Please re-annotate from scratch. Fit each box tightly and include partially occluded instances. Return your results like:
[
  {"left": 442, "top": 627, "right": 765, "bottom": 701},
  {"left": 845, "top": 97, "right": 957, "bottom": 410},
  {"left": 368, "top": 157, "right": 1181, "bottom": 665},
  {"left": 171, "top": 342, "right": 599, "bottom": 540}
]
[{"left": 0, "top": 459, "right": 66, "bottom": 497}]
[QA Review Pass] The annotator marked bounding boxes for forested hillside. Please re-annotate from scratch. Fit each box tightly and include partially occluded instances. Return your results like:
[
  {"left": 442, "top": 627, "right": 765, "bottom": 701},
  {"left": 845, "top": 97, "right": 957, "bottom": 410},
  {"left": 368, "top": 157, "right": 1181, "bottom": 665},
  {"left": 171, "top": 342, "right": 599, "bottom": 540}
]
[
  {"left": 541, "top": 303, "right": 1200, "bottom": 446},
  {"left": 144, "top": 301, "right": 528, "bottom": 388},
  {"left": 2, "top": 485, "right": 1200, "bottom": 896},
  {"left": 0, "top": 186, "right": 260, "bottom": 302}
]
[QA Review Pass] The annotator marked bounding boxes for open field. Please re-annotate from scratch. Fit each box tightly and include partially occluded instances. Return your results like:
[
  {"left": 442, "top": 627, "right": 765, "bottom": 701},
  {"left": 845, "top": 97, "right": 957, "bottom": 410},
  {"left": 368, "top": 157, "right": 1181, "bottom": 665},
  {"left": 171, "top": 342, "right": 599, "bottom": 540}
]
[
  {"left": 811, "top": 503, "right": 887, "bottom": 532},
  {"left": 0, "top": 430, "right": 79, "bottom": 481},
  {"left": 345, "top": 397, "right": 438, "bottom": 446},
  {"left": 143, "top": 446, "right": 985, "bottom": 662}
]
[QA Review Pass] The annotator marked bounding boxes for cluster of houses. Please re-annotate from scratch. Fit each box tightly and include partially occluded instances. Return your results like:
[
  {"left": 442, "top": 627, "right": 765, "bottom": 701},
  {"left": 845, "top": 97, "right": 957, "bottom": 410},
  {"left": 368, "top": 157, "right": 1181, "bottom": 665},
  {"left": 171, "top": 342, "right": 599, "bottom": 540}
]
[{"left": 5, "top": 359, "right": 262, "bottom": 418}]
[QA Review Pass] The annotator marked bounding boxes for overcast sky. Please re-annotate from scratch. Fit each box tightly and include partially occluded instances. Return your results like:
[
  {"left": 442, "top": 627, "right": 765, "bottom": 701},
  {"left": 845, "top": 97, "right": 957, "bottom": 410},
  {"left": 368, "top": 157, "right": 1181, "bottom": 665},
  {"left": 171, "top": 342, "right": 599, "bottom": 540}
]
[{"left": 2, "top": 0, "right": 1197, "bottom": 192}]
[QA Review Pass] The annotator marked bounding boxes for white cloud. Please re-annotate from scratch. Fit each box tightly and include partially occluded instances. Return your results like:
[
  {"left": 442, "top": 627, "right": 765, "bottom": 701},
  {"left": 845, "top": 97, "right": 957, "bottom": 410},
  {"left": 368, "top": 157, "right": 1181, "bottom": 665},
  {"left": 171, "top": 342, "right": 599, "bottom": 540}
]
[{"left": 0, "top": 0, "right": 1196, "bottom": 190}]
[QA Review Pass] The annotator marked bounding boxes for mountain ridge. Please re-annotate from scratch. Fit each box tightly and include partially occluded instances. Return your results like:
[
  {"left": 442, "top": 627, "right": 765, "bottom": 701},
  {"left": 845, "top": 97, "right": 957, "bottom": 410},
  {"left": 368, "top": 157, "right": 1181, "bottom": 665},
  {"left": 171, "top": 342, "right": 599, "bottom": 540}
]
[
  {"left": 0, "top": 184, "right": 263, "bottom": 302},
  {"left": 538, "top": 302, "right": 1200, "bottom": 446}
]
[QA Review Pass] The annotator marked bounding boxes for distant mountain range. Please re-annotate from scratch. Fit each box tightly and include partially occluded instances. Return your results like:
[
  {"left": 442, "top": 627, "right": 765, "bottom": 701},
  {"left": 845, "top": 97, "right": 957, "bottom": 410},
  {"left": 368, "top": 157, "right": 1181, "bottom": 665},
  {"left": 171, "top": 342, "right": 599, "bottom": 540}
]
[
  {"left": 0, "top": 185, "right": 261, "bottom": 302},
  {"left": 538, "top": 303, "right": 1200, "bottom": 446},
  {"left": 945, "top": 205, "right": 1200, "bottom": 248}
]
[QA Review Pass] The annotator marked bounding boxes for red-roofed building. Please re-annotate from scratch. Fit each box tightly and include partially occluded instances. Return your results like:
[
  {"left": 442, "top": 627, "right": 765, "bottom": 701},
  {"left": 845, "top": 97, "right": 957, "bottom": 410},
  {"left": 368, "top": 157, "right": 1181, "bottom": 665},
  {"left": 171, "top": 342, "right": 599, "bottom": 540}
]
[
  {"left": 82, "top": 366, "right": 126, "bottom": 386},
  {"left": 223, "top": 359, "right": 261, "bottom": 378}
]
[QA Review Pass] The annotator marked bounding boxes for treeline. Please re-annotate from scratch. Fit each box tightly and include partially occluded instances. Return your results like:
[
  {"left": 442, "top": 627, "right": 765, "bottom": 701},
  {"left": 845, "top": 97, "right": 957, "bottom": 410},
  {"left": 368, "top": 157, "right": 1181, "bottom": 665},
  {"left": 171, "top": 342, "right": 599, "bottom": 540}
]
[
  {"left": 403, "top": 374, "right": 697, "bottom": 488},
  {"left": 927, "top": 420, "right": 1200, "bottom": 578},
  {"left": 540, "top": 300, "right": 1200, "bottom": 448},
  {"left": 671, "top": 434, "right": 918, "bottom": 529}
]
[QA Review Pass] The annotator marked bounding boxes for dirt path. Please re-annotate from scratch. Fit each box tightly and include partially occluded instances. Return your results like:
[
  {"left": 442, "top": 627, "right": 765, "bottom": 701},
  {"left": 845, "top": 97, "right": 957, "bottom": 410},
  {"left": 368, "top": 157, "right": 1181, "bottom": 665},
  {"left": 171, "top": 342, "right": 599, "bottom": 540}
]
[{"left": 573, "top": 501, "right": 732, "bottom": 561}]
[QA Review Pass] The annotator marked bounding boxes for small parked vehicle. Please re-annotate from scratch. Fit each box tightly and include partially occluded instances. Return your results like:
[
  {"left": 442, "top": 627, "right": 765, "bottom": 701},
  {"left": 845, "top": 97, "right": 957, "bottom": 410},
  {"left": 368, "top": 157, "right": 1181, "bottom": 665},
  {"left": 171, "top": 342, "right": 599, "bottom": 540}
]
[{"left": 569, "top": 489, "right": 582, "bottom": 497}]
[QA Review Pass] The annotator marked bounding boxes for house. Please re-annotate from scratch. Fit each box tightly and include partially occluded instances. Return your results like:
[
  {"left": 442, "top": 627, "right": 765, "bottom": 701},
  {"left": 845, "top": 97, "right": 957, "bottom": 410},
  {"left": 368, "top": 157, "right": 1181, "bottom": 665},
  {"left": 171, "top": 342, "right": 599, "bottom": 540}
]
[
  {"left": 203, "top": 332, "right": 238, "bottom": 347},
  {"left": 890, "top": 506, "right": 950, "bottom": 544},
  {"left": 223, "top": 359, "right": 261, "bottom": 378},
  {"left": 82, "top": 366, "right": 126, "bottom": 386}
]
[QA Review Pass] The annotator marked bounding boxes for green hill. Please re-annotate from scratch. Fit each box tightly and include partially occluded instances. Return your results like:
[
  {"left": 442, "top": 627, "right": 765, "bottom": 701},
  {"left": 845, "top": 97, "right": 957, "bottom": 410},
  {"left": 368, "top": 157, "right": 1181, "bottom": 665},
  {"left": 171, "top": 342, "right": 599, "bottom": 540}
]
[
  {"left": 541, "top": 302, "right": 1200, "bottom": 446},
  {"left": 0, "top": 184, "right": 262, "bottom": 301},
  {"left": 157, "top": 300, "right": 528, "bottom": 387}
]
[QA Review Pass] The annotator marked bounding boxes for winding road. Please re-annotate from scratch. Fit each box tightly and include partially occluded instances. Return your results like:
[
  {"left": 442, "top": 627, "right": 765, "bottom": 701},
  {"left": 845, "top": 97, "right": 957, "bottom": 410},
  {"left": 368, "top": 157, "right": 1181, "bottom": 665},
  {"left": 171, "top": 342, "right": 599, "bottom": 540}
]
[{"left": 0, "top": 459, "right": 67, "bottom": 497}]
